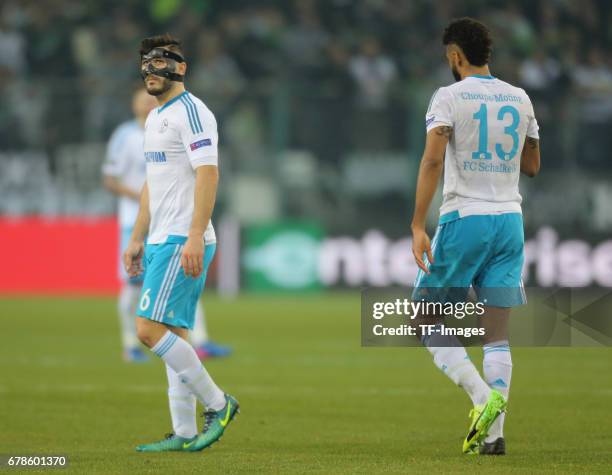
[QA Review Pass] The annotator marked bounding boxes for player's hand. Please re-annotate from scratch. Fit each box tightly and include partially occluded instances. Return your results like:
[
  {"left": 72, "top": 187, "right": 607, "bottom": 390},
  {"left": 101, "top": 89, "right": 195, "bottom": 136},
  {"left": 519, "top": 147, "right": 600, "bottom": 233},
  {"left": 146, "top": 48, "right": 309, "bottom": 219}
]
[
  {"left": 123, "top": 240, "right": 144, "bottom": 277},
  {"left": 411, "top": 226, "right": 434, "bottom": 274},
  {"left": 181, "top": 235, "right": 204, "bottom": 278}
]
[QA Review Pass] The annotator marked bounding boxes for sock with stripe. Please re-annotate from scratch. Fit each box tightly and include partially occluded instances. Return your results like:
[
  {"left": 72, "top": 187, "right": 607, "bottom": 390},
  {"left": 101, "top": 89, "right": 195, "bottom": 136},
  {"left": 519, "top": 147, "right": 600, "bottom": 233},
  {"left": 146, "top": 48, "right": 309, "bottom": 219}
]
[
  {"left": 483, "top": 340, "right": 512, "bottom": 442},
  {"left": 166, "top": 364, "right": 197, "bottom": 438},
  {"left": 190, "top": 303, "right": 209, "bottom": 347},
  {"left": 118, "top": 284, "right": 140, "bottom": 349},
  {"left": 423, "top": 325, "right": 491, "bottom": 406},
  {"left": 152, "top": 331, "right": 226, "bottom": 411}
]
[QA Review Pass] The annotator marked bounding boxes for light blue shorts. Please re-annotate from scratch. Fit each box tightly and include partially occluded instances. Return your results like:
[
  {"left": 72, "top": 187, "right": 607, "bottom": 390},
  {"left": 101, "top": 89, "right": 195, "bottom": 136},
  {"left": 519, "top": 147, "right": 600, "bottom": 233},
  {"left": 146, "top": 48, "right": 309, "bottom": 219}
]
[
  {"left": 413, "top": 212, "right": 525, "bottom": 307},
  {"left": 136, "top": 235, "right": 216, "bottom": 329}
]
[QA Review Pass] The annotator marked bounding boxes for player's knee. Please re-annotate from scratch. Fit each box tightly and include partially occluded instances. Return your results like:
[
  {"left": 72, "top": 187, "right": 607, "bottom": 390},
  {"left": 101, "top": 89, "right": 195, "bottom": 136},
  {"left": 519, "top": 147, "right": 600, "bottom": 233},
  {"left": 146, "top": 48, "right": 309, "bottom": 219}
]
[
  {"left": 413, "top": 313, "right": 443, "bottom": 342},
  {"left": 136, "top": 328, "right": 153, "bottom": 348},
  {"left": 481, "top": 331, "right": 509, "bottom": 346},
  {"left": 135, "top": 318, "right": 157, "bottom": 348}
]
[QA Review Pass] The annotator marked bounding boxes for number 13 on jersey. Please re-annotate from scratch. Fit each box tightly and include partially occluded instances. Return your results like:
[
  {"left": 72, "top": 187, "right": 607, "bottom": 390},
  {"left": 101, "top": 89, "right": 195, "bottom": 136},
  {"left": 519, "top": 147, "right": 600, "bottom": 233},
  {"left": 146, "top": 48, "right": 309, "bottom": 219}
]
[{"left": 472, "top": 103, "right": 520, "bottom": 161}]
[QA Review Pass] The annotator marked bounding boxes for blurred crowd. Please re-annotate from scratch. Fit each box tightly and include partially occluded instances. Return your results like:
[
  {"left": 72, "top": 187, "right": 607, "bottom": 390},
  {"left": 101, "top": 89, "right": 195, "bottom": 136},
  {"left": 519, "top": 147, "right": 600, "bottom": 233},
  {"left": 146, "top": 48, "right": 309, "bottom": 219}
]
[{"left": 1, "top": 0, "right": 611, "bottom": 204}]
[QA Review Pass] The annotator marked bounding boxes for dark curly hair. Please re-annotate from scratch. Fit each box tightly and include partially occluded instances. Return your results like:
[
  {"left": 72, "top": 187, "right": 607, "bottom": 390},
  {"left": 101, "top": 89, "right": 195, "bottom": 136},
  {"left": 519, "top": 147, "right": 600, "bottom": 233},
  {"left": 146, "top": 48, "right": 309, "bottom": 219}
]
[
  {"left": 139, "top": 33, "right": 184, "bottom": 58},
  {"left": 442, "top": 18, "right": 492, "bottom": 66}
]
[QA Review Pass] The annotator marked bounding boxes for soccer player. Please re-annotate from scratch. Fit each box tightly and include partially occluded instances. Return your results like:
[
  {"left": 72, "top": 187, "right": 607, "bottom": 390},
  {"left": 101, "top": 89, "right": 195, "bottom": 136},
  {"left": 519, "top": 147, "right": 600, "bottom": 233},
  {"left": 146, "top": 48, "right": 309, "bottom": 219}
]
[
  {"left": 102, "top": 88, "right": 156, "bottom": 362},
  {"left": 124, "top": 34, "right": 239, "bottom": 452},
  {"left": 103, "top": 89, "right": 233, "bottom": 362},
  {"left": 410, "top": 18, "right": 540, "bottom": 455}
]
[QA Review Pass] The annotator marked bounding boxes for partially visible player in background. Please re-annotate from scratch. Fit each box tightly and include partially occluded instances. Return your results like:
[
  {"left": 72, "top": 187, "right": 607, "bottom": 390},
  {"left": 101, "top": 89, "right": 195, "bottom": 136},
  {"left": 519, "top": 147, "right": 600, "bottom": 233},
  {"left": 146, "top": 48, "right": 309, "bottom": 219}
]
[
  {"left": 103, "top": 88, "right": 232, "bottom": 362},
  {"left": 411, "top": 18, "right": 540, "bottom": 455}
]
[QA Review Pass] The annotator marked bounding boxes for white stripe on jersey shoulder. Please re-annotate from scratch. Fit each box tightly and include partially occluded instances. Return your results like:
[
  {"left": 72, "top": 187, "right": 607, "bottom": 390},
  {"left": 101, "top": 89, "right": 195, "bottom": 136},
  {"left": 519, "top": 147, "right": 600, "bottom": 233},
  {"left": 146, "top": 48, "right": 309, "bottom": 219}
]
[
  {"left": 184, "top": 94, "right": 205, "bottom": 133},
  {"left": 179, "top": 94, "right": 202, "bottom": 134}
]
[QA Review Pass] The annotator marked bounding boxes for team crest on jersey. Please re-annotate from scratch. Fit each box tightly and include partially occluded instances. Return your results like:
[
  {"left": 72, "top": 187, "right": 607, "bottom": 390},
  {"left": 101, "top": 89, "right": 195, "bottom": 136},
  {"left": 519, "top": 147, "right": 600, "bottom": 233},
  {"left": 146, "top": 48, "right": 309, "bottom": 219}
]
[{"left": 159, "top": 118, "right": 169, "bottom": 133}]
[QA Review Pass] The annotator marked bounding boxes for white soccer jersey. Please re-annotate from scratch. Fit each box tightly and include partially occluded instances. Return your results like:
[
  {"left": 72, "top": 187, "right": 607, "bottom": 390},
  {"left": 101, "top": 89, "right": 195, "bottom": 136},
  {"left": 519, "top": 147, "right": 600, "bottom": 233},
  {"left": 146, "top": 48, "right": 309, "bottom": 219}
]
[
  {"left": 102, "top": 120, "right": 146, "bottom": 227},
  {"left": 425, "top": 75, "right": 539, "bottom": 218},
  {"left": 143, "top": 91, "right": 218, "bottom": 244}
]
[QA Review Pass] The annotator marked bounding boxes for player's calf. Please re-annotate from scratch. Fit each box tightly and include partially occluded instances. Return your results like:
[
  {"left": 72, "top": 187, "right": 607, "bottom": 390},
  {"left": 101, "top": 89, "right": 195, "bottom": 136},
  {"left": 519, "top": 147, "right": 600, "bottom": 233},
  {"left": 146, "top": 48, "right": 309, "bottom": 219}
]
[{"left": 418, "top": 316, "right": 491, "bottom": 407}]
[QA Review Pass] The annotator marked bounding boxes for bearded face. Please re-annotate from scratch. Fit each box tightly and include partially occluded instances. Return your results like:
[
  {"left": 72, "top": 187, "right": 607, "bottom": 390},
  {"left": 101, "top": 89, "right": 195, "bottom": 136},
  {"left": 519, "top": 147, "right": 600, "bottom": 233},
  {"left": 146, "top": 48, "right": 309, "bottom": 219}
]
[
  {"left": 143, "top": 74, "right": 173, "bottom": 96},
  {"left": 140, "top": 53, "right": 181, "bottom": 96}
]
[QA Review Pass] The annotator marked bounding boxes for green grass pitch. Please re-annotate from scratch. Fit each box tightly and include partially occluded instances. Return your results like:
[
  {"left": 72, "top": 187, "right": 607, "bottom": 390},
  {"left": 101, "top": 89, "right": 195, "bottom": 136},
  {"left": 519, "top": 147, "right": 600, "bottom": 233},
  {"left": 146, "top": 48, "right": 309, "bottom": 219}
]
[{"left": 1, "top": 293, "right": 611, "bottom": 474}]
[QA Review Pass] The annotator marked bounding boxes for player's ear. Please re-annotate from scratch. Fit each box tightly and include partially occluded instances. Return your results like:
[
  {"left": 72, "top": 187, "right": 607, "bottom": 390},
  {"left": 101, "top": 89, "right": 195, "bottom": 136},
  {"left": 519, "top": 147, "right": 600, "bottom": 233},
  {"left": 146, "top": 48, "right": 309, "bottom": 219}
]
[
  {"left": 456, "top": 47, "right": 469, "bottom": 68},
  {"left": 178, "top": 61, "right": 187, "bottom": 76},
  {"left": 446, "top": 47, "right": 457, "bottom": 66},
  {"left": 448, "top": 45, "right": 464, "bottom": 68}
]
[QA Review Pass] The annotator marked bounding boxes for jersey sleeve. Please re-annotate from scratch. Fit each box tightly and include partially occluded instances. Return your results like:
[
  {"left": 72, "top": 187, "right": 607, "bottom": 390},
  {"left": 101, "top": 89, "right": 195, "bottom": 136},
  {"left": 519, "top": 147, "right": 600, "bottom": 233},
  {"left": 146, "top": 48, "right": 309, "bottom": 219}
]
[
  {"left": 178, "top": 102, "right": 219, "bottom": 169},
  {"left": 525, "top": 97, "right": 539, "bottom": 139},
  {"left": 425, "top": 87, "right": 455, "bottom": 133},
  {"left": 102, "top": 125, "right": 131, "bottom": 177}
]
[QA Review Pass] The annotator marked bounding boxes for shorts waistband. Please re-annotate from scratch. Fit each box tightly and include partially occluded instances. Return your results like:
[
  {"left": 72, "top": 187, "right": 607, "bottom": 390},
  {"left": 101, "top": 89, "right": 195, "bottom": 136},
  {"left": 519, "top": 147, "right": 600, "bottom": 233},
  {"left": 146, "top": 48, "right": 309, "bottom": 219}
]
[{"left": 166, "top": 234, "right": 188, "bottom": 244}]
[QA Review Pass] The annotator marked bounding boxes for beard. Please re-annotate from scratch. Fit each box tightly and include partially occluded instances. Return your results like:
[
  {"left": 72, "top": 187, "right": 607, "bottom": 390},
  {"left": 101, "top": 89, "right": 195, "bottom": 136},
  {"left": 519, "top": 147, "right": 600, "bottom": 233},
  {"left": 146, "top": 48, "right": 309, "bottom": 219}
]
[
  {"left": 144, "top": 75, "right": 173, "bottom": 96},
  {"left": 451, "top": 65, "right": 461, "bottom": 82}
]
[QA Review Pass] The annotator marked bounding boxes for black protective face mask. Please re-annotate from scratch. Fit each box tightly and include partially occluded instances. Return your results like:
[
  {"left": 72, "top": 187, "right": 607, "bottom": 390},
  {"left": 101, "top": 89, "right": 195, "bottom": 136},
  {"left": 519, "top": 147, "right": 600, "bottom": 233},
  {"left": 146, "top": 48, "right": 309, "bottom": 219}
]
[{"left": 140, "top": 48, "right": 185, "bottom": 82}]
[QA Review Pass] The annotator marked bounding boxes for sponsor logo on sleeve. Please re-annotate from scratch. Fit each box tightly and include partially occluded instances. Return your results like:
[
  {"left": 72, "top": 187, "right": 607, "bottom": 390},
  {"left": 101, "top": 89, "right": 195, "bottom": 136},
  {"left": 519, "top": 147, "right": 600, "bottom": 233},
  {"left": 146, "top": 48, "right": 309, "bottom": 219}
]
[
  {"left": 190, "top": 138, "right": 212, "bottom": 151},
  {"left": 426, "top": 115, "right": 435, "bottom": 127}
]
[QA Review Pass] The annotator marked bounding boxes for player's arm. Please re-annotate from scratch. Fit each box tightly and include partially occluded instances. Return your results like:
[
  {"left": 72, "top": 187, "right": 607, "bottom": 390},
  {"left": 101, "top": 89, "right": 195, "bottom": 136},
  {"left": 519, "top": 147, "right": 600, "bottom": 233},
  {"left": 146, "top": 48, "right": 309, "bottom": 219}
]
[
  {"left": 520, "top": 136, "right": 540, "bottom": 177},
  {"left": 182, "top": 165, "right": 219, "bottom": 278},
  {"left": 102, "top": 175, "right": 141, "bottom": 201},
  {"left": 123, "top": 183, "right": 150, "bottom": 277},
  {"left": 410, "top": 126, "right": 452, "bottom": 273}
]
